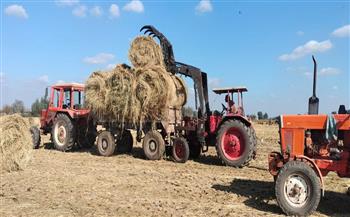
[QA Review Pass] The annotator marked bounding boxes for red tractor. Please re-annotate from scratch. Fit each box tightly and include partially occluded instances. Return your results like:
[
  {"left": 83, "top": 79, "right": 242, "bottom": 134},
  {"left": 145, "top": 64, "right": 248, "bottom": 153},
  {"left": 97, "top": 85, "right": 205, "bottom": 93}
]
[
  {"left": 123, "top": 25, "right": 258, "bottom": 166},
  {"left": 268, "top": 56, "right": 350, "bottom": 216},
  {"left": 35, "top": 83, "right": 96, "bottom": 151}
]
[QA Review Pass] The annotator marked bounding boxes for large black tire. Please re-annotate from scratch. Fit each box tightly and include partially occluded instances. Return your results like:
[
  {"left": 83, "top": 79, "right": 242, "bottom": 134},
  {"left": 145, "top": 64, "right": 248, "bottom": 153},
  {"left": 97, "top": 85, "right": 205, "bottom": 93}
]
[
  {"left": 189, "top": 143, "right": 201, "bottom": 159},
  {"left": 172, "top": 137, "right": 190, "bottom": 163},
  {"left": 51, "top": 113, "right": 76, "bottom": 151},
  {"left": 77, "top": 124, "right": 97, "bottom": 149},
  {"left": 142, "top": 130, "right": 165, "bottom": 160},
  {"left": 188, "top": 133, "right": 201, "bottom": 159},
  {"left": 275, "top": 161, "right": 321, "bottom": 216},
  {"left": 97, "top": 131, "right": 116, "bottom": 157},
  {"left": 30, "top": 126, "right": 41, "bottom": 149},
  {"left": 116, "top": 130, "right": 133, "bottom": 153},
  {"left": 215, "top": 119, "right": 256, "bottom": 167}
]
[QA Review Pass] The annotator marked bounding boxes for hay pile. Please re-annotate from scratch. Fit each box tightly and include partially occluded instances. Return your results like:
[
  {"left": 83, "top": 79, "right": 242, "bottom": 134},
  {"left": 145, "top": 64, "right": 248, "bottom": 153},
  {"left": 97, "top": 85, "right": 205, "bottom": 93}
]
[
  {"left": 0, "top": 114, "right": 33, "bottom": 172},
  {"left": 85, "top": 36, "right": 187, "bottom": 125}
]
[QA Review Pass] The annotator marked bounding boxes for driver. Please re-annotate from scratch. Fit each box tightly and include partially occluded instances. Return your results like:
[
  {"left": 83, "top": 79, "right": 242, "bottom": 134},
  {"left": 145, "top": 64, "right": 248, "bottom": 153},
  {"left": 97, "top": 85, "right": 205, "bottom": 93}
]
[{"left": 225, "top": 94, "right": 237, "bottom": 114}]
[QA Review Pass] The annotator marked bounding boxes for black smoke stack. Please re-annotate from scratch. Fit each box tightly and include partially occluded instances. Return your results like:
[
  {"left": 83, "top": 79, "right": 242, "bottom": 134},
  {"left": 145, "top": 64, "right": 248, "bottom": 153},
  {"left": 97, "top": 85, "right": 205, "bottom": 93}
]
[{"left": 308, "top": 55, "right": 319, "bottom": 114}]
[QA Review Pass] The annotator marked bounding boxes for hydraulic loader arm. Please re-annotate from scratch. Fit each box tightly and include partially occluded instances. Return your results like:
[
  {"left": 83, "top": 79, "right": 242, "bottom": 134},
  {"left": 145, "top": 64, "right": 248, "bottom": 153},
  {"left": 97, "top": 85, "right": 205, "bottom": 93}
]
[{"left": 140, "top": 25, "right": 210, "bottom": 117}]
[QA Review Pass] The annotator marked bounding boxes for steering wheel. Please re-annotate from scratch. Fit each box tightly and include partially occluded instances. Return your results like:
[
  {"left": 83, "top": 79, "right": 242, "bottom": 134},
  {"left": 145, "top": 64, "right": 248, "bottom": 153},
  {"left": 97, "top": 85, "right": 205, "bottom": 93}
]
[{"left": 221, "top": 103, "right": 227, "bottom": 115}]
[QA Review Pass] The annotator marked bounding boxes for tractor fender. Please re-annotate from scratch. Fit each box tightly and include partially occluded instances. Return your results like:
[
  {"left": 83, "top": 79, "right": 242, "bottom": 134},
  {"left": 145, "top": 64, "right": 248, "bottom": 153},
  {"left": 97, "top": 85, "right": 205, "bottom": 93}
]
[
  {"left": 218, "top": 115, "right": 252, "bottom": 129},
  {"left": 295, "top": 155, "right": 325, "bottom": 196}
]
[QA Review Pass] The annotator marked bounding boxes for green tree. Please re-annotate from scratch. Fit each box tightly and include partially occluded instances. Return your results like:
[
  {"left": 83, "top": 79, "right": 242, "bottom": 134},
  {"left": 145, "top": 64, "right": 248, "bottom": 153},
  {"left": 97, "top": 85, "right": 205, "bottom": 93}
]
[
  {"left": 1, "top": 104, "right": 13, "bottom": 114},
  {"left": 31, "top": 97, "right": 49, "bottom": 116},
  {"left": 12, "top": 100, "right": 25, "bottom": 114},
  {"left": 263, "top": 112, "right": 269, "bottom": 119},
  {"left": 257, "top": 111, "right": 263, "bottom": 120},
  {"left": 182, "top": 106, "right": 195, "bottom": 117}
]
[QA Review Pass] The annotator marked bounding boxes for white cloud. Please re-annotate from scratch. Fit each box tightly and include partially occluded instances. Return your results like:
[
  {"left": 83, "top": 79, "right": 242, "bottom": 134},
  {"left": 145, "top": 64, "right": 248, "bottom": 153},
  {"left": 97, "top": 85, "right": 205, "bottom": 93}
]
[
  {"left": 208, "top": 78, "right": 220, "bottom": 88},
  {"left": 72, "top": 5, "right": 87, "bottom": 18},
  {"left": 332, "top": 85, "right": 338, "bottom": 90},
  {"left": 56, "top": 80, "right": 65, "bottom": 84},
  {"left": 38, "top": 75, "right": 49, "bottom": 83},
  {"left": 55, "top": 0, "right": 79, "bottom": 6},
  {"left": 279, "top": 40, "right": 332, "bottom": 61},
  {"left": 90, "top": 6, "right": 103, "bottom": 17},
  {"left": 332, "top": 24, "right": 350, "bottom": 37},
  {"left": 304, "top": 67, "right": 340, "bottom": 77},
  {"left": 0, "top": 72, "right": 5, "bottom": 84},
  {"left": 195, "top": 0, "right": 213, "bottom": 14},
  {"left": 5, "top": 4, "right": 28, "bottom": 19},
  {"left": 123, "top": 0, "right": 144, "bottom": 13},
  {"left": 83, "top": 53, "right": 115, "bottom": 64},
  {"left": 109, "top": 4, "right": 120, "bottom": 18},
  {"left": 319, "top": 67, "right": 340, "bottom": 76},
  {"left": 296, "top": 30, "right": 304, "bottom": 36},
  {"left": 106, "top": 63, "right": 117, "bottom": 70}
]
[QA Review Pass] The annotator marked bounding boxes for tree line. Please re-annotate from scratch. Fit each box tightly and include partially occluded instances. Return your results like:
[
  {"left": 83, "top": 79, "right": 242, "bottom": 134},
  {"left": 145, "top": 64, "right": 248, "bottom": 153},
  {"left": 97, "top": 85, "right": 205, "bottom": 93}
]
[{"left": 1, "top": 97, "right": 48, "bottom": 116}]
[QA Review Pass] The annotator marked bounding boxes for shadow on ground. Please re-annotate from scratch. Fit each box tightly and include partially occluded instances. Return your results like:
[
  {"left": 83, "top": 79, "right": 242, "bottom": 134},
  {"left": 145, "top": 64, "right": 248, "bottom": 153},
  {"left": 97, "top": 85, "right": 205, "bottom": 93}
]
[
  {"left": 212, "top": 178, "right": 350, "bottom": 216},
  {"left": 212, "top": 178, "right": 282, "bottom": 215},
  {"left": 193, "top": 154, "right": 224, "bottom": 166},
  {"left": 318, "top": 190, "right": 350, "bottom": 216}
]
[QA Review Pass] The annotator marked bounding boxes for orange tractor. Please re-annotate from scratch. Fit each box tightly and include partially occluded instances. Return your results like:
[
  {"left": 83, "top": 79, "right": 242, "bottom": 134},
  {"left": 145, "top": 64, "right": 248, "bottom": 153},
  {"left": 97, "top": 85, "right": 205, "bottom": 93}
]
[{"left": 268, "top": 56, "right": 350, "bottom": 216}]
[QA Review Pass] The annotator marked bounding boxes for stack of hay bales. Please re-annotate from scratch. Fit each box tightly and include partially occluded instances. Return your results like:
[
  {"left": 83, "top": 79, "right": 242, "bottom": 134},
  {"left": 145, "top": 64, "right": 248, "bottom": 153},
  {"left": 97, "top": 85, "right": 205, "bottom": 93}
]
[
  {"left": 0, "top": 114, "right": 33, "bottom": 172},
  {"left": 85, "top": 36, "right": 187, "bottom": 126}
]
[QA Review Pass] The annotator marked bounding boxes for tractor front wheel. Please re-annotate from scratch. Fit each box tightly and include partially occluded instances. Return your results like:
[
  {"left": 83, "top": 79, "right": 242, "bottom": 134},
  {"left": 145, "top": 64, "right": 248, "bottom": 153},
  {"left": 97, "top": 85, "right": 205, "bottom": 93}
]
[
  {"left": 216, "top": 119, "right": 256, "bottom": 167},
  {"left": 142, "top": 130, "right": 165, "bottom": 160},
  {"left": 97, "top": 131, "right": 116, "bottom": 157},
  {"left": 172, "top": 137, "right": 190, "bottom": 163},
  {"left": 52, "top": 113, "right": 75, "bottom": 151},
  {"left": 275, "top": 161, "right": 321, "bottom": 216},
  {"left": 30, "top": 126, "right": 41, "bottom": 149}
]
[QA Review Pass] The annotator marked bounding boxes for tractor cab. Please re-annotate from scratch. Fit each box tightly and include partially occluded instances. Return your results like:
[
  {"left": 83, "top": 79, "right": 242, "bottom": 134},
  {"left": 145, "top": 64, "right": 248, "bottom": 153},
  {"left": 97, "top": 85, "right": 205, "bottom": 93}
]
[
  {"left": 212, "top": 86, "right": 248, "bottom": 116},
  {"left": 40, "top": 83, "right": 89, "bottom": 134}
]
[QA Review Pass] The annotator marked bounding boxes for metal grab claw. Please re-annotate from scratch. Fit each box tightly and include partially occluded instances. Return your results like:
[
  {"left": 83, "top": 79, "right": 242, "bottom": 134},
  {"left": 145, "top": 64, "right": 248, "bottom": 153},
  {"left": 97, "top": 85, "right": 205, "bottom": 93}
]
[{"left": 139, "top": 25, "right": 177, "bottom": 74}]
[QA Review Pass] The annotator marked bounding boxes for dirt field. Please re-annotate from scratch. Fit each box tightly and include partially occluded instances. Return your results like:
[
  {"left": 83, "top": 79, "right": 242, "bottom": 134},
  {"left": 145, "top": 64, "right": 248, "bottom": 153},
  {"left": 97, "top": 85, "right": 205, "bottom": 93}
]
[{"left": 1, "top": 123, "right": 349, "bottom": 217}]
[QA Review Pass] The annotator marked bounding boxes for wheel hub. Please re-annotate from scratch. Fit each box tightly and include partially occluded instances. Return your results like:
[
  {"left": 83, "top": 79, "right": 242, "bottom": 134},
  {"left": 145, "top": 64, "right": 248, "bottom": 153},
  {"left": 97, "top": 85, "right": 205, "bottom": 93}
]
[
  {"left": 149, "top": 140, "right": 157, "bottom": 152},
  {"left": 175, "top": 142, "right": 185, "bottom": 159},
  {"left": 284, "top": 174, "right": 308, "bottom": 207},
  {"left": 221, "top": 128, "right": 244, "bottom": 160},
  {"left": 101, "top": 139, "right": 108, "bottom": 150},
  {"left": 58, "top": 126, "right": 66, "bottom": 143}
]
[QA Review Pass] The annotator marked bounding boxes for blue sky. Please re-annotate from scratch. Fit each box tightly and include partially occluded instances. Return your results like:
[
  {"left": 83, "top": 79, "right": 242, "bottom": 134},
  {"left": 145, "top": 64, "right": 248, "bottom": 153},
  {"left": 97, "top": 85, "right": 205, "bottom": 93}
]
[{"left": 1, "top": 0, "right": 349, "bottom": 116}]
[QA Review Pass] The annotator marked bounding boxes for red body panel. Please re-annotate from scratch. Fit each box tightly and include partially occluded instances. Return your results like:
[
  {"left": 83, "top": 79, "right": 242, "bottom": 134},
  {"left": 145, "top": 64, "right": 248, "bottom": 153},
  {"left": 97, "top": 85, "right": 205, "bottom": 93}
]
[
  {"left": 269, "top": 114, "right": 350, "bottom": 179},
  {"left": 40, "top": 83, "right": 90, "bottom": 132}
]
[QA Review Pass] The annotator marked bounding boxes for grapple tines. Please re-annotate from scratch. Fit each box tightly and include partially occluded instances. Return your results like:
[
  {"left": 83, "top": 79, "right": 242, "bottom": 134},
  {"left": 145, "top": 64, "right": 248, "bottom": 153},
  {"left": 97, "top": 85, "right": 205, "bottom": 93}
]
[{"left": 140, "top": 25, "right": 161, "bottom": 39}]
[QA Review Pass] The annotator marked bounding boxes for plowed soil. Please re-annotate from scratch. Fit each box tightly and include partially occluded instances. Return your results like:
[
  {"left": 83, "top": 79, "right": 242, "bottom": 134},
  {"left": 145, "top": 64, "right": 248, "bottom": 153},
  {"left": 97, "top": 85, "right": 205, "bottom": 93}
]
[{"left": 1, "top": 123, "right": 349, "bottom": 217}]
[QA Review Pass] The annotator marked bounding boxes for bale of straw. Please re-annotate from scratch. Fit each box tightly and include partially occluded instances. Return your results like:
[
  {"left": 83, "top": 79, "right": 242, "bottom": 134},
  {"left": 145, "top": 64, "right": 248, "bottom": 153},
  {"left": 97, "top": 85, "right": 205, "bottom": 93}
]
[
  {"left": 134, "top": 66, "right": 170, "bottom": 122},
  {"left": 170, "top": 75, "right": 187, "bottom": 108},
  {"left": 85, "top": 71, "right": 109, "bottom": 120},
  {"left": 0, "top": 114, "right": 33, "bottom": 172},
  {"left": 128, "top": 36, "right": 164, "bottom": 68},
  {"left": 105, "top": 64, "right": 138, "bottom": 124}
]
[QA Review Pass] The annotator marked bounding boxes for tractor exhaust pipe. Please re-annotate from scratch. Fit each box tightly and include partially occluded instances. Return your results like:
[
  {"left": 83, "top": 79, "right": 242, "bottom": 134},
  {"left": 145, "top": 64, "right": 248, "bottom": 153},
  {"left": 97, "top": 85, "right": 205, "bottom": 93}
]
[{"left": 308, "top": 55, "right": 319, "bottom": 115}]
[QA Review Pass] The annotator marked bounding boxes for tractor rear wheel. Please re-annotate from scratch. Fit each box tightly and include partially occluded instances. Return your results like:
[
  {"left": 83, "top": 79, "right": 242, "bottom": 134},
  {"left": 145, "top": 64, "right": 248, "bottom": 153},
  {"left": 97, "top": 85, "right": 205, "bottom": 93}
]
[
  {"left": 142, "top": 130, "right": 165, "bottom": 160},
  {"left": 52, "top": 113, "right": 76, "bottom": 151},
  {"left": 275, "top": 161, "right": 321, "bottom": 216},
  {"left": 216, "top": 119, "right": 256, "bottom": 167},
  {"left": 172, "top": 137, "right": 190, "bottom": 163},
  {"left": 97, "top": 131, "right": 116, "bottom": 157},
  {"left": 116, "top": 130, "right": 133, "bottom": 153},
  {"left": 30, "top": 126, "right": 41, "bottom": 149}
]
